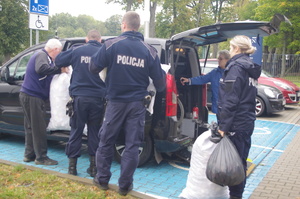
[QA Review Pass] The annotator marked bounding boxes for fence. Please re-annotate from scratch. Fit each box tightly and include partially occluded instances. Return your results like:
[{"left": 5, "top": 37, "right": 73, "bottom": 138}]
[{"left": 262, "top": 53, "right": 300, "bottom": 83}]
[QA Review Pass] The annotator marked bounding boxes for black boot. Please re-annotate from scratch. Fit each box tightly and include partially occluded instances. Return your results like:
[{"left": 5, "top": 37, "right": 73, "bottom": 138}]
[
  {"left": 68, "top": 158, "right": 77, "bottom": 175},
  {"left": 87, "top": 156, "right": 97, "bottom": 177}
]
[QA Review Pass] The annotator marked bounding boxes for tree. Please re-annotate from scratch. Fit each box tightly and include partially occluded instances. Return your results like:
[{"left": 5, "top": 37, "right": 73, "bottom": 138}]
[
  {"left": 104, "top": 15, "right": 123, "bottom": 36},
  {"left": 106, "top": 0, "right": 143, "bottom": 11},
  {"left": 234, "top": 0, "right": 258, "bottom": 21},
  {"left": 46, "top": 13, "right": 107, "bottom": 39},
  {"left": 156, "top": 0, "right": 195, "bottom": 38},
  {"left": 0, "top": 0, "right": 28, "bottom": 62},
  {"left": 254, "top": 0, "right": 299, "bottom": 54},
  {"left": 254, "top": 0, "right": 300, "bottom": 76}
]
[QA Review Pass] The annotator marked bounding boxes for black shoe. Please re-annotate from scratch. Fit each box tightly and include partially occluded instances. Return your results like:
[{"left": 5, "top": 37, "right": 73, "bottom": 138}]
[
  {"left": 87, "top": 167, "right": 97, "bottom": 177},
  {"left": 35, "top": 157, "right": 58, "bottom": 165},
  {"left": 87, "top": 156, "right": 96, "bottom": 177},
  {"left": 68, "top": 158, "right": 77, "bottom": 175},
  {"left": 230, "top": 196, "right": 242, "bottom": 199},
  {"left": 23, "top": 156, "right": 35, "bottom": 162},
  {"left": 118, "top": 184, "right": 133, "bottom": 196},
  {"left": 93, "top": 178, "right": 109, "bottom": 190}
]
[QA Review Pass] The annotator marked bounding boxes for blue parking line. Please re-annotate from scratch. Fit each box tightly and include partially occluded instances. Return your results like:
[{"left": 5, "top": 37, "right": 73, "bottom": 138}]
[{"left": 0, "top": 114, "right": 299, "bottom": 199}]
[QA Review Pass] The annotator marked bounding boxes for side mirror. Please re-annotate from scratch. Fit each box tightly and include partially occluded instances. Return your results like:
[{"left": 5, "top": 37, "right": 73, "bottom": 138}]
[{"left": 0, "top": 66, "right": 11, "bottom": 82}]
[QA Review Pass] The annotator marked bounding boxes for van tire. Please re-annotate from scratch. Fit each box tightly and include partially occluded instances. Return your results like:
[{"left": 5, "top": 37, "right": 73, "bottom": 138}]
[{"left": 114, "top": 133, "right": 153, "bottom": 167}]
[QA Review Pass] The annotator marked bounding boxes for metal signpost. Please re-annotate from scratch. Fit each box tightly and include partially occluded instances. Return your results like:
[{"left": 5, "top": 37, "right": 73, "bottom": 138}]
[{"left": 29, "top": 0, "right": 49, "bottom": 46}]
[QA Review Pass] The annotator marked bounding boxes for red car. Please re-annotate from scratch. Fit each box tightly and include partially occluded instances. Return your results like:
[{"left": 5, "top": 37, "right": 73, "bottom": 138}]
[
  {"left": 201, "top": 59, "right": 299, "bottom": 105},
  {"left": 259, "top": 70, "right": 300, "bottom": 105},
  {"left": 200, "top": 59, "right": 286, "bottom": 116}
]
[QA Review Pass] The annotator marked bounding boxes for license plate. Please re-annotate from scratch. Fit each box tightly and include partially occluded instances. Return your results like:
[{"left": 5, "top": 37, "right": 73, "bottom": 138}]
[{"left": 297, "top": 92, "right": 300, "bottom": 97}]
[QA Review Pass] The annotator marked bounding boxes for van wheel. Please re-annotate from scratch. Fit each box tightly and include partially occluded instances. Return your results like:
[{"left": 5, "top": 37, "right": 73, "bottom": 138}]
[
  {"left": 177, "top": 98, "right": 184, "bottom": 127},
  {"left": 114, "top": 133, "right": 153, "bottom": 167},
  {"left": 255, "top": 97, "right": 265, "bottom": 117}
]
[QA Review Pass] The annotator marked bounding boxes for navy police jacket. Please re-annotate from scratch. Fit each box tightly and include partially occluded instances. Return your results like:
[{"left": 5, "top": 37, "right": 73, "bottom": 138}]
[
  {"left": 90, "top": 31, "right": 166, "bottom": 102},
  {"left": 55, "top": 40, "right": 106, "bottom": 98},
  {"left": 217, "top": 53, "right": 261, "bottom": 133}
]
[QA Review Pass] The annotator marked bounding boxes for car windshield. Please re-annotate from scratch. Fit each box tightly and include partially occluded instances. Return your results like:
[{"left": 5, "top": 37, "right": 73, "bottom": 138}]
[
  {"left": 200, "top": 59, "right": 218, "bottom": 74},
  {"left": 260, "top": 70, "right": 273, "bottom": 77}
]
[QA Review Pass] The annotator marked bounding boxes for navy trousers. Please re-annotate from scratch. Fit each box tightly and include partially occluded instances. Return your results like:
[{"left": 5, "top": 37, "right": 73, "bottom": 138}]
[
  {"left": 228, "top": 126, "right": 254, "bottom": 198},
  {"left": 66, "top": 96, "right": 104, "bottom": 158},
  {"left": 95, "top": 101, "right": 146, "bottom": 190}
]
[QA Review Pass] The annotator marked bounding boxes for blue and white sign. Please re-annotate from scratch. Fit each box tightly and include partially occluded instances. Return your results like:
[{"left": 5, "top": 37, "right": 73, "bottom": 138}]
[
  {"left": 29, "top": 13, "right": 49, "bottom": 30},
  {"left": 30, "top": 0, "right": 49, "bottom": 15}
]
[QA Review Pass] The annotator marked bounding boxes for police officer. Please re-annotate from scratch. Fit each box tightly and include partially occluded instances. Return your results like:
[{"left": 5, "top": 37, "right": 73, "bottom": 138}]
[
  {"left": 217, "top": 35, "right": 260, "bottom": 199},
  {"left": 55, "top": 30, "right": 106, "bottom": 177},
  {"left": 90, "top": 11, "right": 166, "bottom": 196}
]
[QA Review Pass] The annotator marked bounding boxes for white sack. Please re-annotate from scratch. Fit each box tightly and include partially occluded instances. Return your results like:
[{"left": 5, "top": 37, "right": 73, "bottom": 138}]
[
  {"left": 179, "top": 130, "right": 229, "bottom": 199},
  {"left": 47, "top": 68, "right": 72, "bottom": 131}
]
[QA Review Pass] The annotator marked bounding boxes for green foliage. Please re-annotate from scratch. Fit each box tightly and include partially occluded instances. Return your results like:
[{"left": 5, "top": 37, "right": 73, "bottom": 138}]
[
  {"left": 156, "top": 0, "right": 196, "bottom": 38},
  {"left": 104, "top": 15, "right": 122, "bottom": 36},
  {"left": 254, "top": 0, "right": 300, "bottom": 53},
  {"left": 237, "top": 0, "right": 258, "bottom": 20},
  {"left": 0, "top": 0, "right": 28, "bottom": 61},
  {"left": 47, "top": 13, "right": 107, "bottom": 39},
  {"left": 106, "top": 0, "right": 143, "bottom": 11}
]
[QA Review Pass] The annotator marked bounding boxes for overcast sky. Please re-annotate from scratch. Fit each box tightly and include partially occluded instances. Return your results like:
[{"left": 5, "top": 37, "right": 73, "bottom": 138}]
[{"left": 48, "top": 0, "right": 147, "bottom": 22}]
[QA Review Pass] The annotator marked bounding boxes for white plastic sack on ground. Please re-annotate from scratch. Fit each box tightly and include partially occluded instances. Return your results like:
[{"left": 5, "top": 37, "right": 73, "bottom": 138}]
[
  {"left": 47, "top": 67, "right": 72, "bottom": 131},
  {"left": 179, "top": 130, "right": 229, "bottom": 199}
]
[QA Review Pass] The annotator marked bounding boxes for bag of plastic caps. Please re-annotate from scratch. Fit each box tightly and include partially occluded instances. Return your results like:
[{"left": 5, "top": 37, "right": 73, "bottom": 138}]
[
  {"left": 179, "top": 130, "right": 229, "bottom": 199},
  {"left": 47, "top": 68, "right": 72, "bottom": 131}
]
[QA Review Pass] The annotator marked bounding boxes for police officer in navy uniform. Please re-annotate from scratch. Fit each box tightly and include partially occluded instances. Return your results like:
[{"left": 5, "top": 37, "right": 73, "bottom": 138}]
[
  {"left": 55, "top": 30, "right": 106, "bottom": 177},
  {"left": 89, "top": 11, "right": 166, "bottom": 196},
  {"left": 217, "top": 35, "right": 261, "bottom": 199}
]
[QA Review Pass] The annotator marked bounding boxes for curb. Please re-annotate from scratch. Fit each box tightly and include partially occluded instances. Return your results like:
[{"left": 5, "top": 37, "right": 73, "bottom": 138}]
[{"left": 0, "top": 159, "right": 156, "bottom": 199}]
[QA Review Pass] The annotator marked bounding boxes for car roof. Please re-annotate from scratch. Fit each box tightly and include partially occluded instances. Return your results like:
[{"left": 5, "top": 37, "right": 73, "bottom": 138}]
[{"left": 170, "top": 14, "right": 287, "bottom": 46}]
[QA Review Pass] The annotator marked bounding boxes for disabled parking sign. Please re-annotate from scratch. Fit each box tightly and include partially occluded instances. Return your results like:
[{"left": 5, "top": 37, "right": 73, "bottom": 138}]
[
  {"left": 29, "top": 0, "right": 49, "bottom": 31},
  {"left": 29, "top": 13, "right": 48, "bottom": 30}
]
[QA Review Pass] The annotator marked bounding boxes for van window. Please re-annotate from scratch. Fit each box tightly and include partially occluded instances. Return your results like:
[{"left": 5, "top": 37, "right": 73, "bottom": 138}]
[{"left": 15, "top": 52, "right": 34, "bottom": 80}]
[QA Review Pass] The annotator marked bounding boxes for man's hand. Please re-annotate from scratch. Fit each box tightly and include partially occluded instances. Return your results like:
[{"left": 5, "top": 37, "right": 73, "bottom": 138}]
[
  {"left": 180, "top": 77, "right": 189, "bottom": 85},
  {"left": 218, "top": 130, "right": 225, "bottom": 137},
  {"left": 61, "top": 67, "right": 69, "bottom": 73}
]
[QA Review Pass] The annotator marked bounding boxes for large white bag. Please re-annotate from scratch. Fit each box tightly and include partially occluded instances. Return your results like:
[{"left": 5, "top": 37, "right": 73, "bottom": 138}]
[
  {"left": 179, "top": 130, "right": 229, "bottom": 199},
  {"left": 47, "top": 68, "right": 72, "bottom": 131}
]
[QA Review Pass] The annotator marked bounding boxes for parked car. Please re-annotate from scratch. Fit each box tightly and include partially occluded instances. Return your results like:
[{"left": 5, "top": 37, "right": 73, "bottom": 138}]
[
  {"left": 0, "top": 15, "right": 286, "bottom": 166},
  {"left": 256, "top": 84, "right": 285, "bottom": 116},
  {"left": 201, "top": 60, "right": 286, "bottom": 116},
  {"left": 258, "top": 70, "right": 300, "bottom": 105}
]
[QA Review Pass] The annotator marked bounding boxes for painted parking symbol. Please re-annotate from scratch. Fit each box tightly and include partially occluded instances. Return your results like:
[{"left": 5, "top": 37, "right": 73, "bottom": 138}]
[{"left": 253, "top": 127, "right": 272, "bottom": 134}]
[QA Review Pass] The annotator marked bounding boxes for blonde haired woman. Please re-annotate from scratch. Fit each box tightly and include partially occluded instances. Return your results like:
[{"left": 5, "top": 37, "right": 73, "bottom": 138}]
[{"left": 217, "top": 35, "right": 260, "bottom": 199}]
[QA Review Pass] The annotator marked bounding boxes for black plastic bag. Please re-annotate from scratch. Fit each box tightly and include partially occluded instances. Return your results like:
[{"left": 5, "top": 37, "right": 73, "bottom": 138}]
[{"left": 206, "top": 135, "right": 245, "bottom": 186}]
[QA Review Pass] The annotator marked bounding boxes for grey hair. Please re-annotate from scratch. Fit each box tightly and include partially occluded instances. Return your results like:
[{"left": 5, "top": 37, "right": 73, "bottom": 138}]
[
  {"left": 45, "top": 38, "right": 62, "bottom": 50},
  {"left": 230, "top": 35, "right": 256, "bottom": 54},
  {"left": 218, "top": 50, "right": 230, "bottom": 60}
]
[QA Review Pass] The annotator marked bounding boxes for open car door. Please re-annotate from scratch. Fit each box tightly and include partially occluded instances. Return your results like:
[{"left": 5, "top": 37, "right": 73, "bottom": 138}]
[{"left": 170, "top": 14, "right": 290, "bottom": 46}]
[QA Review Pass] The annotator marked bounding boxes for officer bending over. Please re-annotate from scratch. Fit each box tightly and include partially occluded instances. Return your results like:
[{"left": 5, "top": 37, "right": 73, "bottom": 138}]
[
  {"left": 89, "top": 11, "right": 166, "bottom": 196},
  {"left": 55, "top": 30, "right": 106, "bottom": 177}
]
